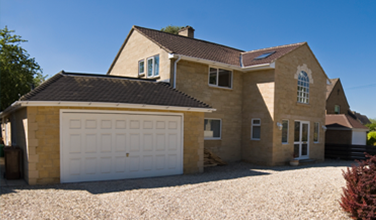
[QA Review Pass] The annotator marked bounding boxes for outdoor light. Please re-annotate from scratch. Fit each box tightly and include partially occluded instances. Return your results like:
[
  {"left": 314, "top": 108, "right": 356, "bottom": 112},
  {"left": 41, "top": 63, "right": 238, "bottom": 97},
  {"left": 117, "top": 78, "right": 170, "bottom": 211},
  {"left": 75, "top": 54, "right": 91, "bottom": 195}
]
[
  {"left": 277, "top": 122, "right": 283, "bottom": 130},
  {"left": 322, "top": 125, "right": 327, "bottom": 131}
]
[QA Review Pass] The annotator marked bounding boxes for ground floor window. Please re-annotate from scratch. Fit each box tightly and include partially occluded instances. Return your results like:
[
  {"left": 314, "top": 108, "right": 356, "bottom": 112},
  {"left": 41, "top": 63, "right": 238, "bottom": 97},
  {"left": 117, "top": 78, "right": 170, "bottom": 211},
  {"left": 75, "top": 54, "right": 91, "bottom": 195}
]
[
  {"left": 204, "top": 119, "right": 221, "bottom": 139},
  {"left": 314, "top": 122, "right": 319, "bottom": 143},
  {"left": 251, "top": 119, "right": 261, "bottom": 140},
  {"left": 282, "top": 120, "right": 288, "bottom": 143}
]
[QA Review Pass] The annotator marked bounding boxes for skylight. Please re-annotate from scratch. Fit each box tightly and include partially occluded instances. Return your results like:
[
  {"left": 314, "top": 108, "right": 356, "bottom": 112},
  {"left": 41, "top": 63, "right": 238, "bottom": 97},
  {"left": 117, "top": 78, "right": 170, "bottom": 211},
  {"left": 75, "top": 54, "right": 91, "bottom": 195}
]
[{"left": 254, "top": 51, "right": 276, "bottom": 60}]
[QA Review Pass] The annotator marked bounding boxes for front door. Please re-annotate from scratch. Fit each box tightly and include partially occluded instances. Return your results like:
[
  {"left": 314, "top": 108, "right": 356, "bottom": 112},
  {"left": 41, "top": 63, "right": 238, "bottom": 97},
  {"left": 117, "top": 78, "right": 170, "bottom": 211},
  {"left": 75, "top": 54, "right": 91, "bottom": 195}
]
[{"left": 294, "top": 121, "right": 309, "bottom": 159}]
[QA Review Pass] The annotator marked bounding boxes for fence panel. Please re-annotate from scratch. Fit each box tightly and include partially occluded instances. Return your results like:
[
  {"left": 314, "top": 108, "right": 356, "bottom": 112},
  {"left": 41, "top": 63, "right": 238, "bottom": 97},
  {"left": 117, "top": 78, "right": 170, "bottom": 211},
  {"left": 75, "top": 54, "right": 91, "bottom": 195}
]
[{"left": 325, "top": 144, "right": 376, "bottom": 160}]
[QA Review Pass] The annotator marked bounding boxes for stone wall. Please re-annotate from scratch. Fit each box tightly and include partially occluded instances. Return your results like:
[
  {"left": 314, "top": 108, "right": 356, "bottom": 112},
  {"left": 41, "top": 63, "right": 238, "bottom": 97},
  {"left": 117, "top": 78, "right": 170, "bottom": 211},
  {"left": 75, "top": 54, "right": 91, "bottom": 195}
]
[
  {"left": 326, "top": 79, "right": 350, "bottom": 114},
  {"left": 24, "top": 106, "right": 204, "bottom": 185},
  {"left": 108, "top": 30, "right": 171, "bottom": 81},
  {"left": 175, "top": 60, "right": 243, "bottom": 162}
]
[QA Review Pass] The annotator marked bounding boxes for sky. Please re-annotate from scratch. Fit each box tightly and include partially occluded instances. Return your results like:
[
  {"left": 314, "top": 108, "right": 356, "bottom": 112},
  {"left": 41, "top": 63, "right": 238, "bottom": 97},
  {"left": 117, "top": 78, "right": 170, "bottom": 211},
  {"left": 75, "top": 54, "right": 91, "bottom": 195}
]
[{"left": 1, "top": 0, "right": 375, "bottom": 119}]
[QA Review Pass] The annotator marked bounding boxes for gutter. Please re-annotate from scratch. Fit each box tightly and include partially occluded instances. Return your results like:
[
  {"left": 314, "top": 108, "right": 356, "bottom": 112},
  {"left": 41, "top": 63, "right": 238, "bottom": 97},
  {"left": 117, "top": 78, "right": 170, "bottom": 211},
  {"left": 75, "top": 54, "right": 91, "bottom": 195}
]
[
  {"left": 168, "top": 54, "right": 275, "bottom": 72},
  {"left": 171, "top": 55, "right": 181, "bottom": 89},
  {"left": 0, "top": 101, "right": 216, "bottom": 117}
]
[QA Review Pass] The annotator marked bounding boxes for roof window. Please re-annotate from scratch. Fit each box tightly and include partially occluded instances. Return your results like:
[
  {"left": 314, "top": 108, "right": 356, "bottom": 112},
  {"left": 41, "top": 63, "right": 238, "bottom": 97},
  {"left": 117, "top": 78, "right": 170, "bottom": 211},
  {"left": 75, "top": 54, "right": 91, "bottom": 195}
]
[{"left": 254, "top": 51, "right": 276, "bottom": 60}]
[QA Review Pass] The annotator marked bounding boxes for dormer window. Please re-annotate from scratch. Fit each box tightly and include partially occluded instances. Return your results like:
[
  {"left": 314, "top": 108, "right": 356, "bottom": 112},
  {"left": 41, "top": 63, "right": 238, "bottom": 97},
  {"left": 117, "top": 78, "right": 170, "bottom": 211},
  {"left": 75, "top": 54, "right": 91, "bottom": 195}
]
[
  {"left": 147, "top": 55, "right": 159, "bottom": 78},
  {"left": 208, "top": 67, "right": 232, "bottom": 89}
]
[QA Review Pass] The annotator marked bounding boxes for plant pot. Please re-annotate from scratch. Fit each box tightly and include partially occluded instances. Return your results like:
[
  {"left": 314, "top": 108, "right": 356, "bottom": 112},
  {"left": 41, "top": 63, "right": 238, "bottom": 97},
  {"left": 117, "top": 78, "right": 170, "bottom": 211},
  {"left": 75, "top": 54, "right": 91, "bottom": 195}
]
[{"left": 290, "top": 160, "right": 299, "bottom": 166}]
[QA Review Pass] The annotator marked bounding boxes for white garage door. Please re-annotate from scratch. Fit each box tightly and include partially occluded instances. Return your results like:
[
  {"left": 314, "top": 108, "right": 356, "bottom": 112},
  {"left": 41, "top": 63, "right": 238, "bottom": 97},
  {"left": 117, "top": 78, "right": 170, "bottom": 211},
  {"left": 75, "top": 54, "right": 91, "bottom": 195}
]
[{"left": 60, "top": 110, "right": 183, "bottom": 183}]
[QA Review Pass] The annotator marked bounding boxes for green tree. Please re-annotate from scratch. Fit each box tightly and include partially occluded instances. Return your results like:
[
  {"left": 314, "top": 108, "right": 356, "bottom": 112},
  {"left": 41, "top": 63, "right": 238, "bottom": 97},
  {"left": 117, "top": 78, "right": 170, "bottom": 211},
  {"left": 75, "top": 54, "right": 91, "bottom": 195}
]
[
  {"left": 0, "top": 26, "right": 46, "bottom": 111},
  {"left": 160, "top": 25, "right": 184, "bottom": 34},
  {"left": 365, "top": 118, "right": 376, "bottom": 132}
]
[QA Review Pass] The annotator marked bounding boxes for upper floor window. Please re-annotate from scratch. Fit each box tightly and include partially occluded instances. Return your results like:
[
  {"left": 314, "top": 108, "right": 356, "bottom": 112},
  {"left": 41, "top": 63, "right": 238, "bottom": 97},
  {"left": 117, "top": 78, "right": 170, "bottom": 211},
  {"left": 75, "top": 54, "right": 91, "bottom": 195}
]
[
  {"left": 147, "top": 55, "right": 159, "bottom": 78},
  {"left": 334, "top": 105, "right": 340, "bottom": 114},
  {"left": 209, "top": 67, "right": 232, "bottom": 89},
  {"left": 138, "top": 60, "right": 145, "bottom": 75},
  {"left": 297, "top": 71, "right": 310, "bottom": 104}
]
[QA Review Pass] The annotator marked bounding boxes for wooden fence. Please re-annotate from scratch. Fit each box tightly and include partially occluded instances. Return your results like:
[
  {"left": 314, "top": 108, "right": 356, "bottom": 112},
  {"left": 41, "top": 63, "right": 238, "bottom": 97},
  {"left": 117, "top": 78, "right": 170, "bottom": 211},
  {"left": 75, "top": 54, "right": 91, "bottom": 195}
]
[{"left": 325, "top": 144, "right": 376, "bottom": 160}]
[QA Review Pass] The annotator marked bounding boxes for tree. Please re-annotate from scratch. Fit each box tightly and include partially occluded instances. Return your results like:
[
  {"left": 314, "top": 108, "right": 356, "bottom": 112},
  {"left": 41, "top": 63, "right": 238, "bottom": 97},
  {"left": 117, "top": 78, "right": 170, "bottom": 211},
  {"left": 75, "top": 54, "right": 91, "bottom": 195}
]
[
  {"left": 365, "top": 118, "right": 376, "bottom": 132},
  {"left": 160, "top": 25, "right": 184, "bottom": 34},
  {"left": 0, "top": 26, "right": 46, "bottom": 111}
]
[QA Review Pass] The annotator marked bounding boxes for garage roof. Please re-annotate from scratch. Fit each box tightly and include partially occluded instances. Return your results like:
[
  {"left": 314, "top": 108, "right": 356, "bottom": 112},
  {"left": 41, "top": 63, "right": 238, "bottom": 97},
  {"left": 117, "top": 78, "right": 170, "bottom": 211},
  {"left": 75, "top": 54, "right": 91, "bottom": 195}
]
[{"left": 19, "top": 71, "right": 211, "bottom": 109}]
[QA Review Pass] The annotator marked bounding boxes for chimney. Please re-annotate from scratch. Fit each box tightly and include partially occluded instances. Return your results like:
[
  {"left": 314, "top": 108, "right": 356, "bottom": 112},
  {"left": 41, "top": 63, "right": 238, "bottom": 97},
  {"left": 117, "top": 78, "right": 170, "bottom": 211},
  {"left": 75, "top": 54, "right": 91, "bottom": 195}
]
[{"left": 178, "top": 26, "right": 195, "bottom": 38}]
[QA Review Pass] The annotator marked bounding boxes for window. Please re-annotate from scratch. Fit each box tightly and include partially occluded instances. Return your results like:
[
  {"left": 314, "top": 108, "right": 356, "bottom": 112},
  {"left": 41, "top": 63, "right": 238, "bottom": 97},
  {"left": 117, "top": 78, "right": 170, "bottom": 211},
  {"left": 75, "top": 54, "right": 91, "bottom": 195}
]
[
  {"left": 314, "top": 122, "right": 319, "bottom": 143},
  {"left": 147, "top": 55, "right": 159, "bottom": 77},
  {"left": 282, "top": 120, "right": 288, "bottom": 143},
  {"left": 251, "top": 119, "right": 261, "bottom": 140},
  {"left": 297, "top": 71, "right": 310, "bottom": 104},
  {"left": 204, "top": 119, "right": 221, "bottom": 139},
  {"left": 208, "top": 67, "right": 232, "bottom": 89},
  {"left": 254, "top": 51, "right": 276, "bottom": 60},
  {"left": 334, "top": 105, "right": 340, "bottom": 114},
  {"left": 138, "top": 60, "right": 145, "bottom": 75}
]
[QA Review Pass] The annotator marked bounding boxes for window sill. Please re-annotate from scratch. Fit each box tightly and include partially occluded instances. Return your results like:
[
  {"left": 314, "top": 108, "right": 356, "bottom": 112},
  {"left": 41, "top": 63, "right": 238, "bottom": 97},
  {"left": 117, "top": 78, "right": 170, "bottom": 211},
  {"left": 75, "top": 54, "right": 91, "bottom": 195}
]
[
  {"left": 146, "top": 76, "right": 160, "bottom": 80},
  {"left": 282, "top": 142, "right": 289, "bottom": 145},
  {"left": 250, "top": 138, "right": 260, "bottom": 141},
  {"left": 138, "top": 73, "right": 145, "bottom": 77},
  {"left": 204, "top": 138, "right": 221, "bottom": 140},
  {"left": 208, "top": 84, "right": 233, "bottom": 90},
  {"left": 296, "top": 102, "right": 311, "bottom": 107},
  {"left": 314, "top": 142, "right": 320, "bottom": 144}
]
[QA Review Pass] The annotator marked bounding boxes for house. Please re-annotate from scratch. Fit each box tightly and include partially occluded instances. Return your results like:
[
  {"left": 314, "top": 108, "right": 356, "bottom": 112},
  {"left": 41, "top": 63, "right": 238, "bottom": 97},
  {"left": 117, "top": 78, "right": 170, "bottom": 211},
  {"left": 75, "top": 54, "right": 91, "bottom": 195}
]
[
  {"left": 1, "top": 72, "right": 214, "bottom": 184},
  {"left": 325, "top": 78, "right": 369, "bottom": 145},
  {"left": 108, "top": 25, "right": 329, "bottom": 166}
]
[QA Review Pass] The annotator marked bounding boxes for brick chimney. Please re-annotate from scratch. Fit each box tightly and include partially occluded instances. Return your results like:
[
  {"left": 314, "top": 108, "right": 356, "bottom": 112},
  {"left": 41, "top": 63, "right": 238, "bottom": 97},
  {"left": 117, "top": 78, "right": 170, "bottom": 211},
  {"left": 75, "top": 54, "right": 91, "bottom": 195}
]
[{"left": 178, "top": 26, "right": 195, "bottom": 38}]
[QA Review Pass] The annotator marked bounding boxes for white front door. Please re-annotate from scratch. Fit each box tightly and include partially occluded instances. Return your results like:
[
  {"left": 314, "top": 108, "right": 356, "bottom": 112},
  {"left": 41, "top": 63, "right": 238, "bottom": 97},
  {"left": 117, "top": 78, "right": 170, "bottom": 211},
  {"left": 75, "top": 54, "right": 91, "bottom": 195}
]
[
  {"left": 60, "top": 110, "right": 183, "bottom": 183},
  {"left": 294, "top": 121, "right": 309, "bottom": 159}
]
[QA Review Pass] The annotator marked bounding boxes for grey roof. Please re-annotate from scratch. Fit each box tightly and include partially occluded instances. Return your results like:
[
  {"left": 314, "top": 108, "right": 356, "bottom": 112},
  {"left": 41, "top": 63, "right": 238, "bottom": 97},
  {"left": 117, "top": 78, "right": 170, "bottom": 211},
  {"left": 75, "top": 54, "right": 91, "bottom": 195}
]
[{"left": 19, "top": 71, "right": 211, "bottom": 109}]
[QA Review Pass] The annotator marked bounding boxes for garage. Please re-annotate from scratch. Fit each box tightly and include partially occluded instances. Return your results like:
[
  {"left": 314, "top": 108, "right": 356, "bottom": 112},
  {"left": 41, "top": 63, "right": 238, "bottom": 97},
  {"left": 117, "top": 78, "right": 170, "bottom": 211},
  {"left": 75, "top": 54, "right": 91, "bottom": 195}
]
[{"left": 61, "top": 110, "right": 183, "bottom": 183}]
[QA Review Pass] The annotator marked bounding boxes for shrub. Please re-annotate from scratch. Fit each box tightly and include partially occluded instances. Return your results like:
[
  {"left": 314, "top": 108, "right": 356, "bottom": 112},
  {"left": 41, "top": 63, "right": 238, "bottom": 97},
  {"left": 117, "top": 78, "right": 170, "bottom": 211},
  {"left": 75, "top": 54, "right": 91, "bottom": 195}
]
[
  {"left": 367, "top": 131, "right": 376, "bottom": 146},
  {"left": 340, "top": 154, "right": 376, "bottom": 219}
]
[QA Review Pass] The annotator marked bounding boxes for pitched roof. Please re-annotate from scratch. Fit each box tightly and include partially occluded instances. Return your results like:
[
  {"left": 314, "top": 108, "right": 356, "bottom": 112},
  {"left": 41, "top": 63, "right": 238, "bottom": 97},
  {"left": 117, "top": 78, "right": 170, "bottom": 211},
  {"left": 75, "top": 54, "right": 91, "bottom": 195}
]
[
  {"left": 351, "top": 111, "right": 372, "bottom": 125},
  {"left": 241, "top": 42, "right": 305, "bottom": 67},
  {"left": 133, "top": 26, "right": 243, "bottom": 66},
  {"left": 19, "top": 71, "right": 211, "bottom": 109},
  {"left": 109, "top": 26, "right": 306, "bottom": 71},
  {"left": 326, "top": 78, "right": 339, "bottom": 99},
  {"left": 326, "top": 114, "right": 369, "bottom": 130}
]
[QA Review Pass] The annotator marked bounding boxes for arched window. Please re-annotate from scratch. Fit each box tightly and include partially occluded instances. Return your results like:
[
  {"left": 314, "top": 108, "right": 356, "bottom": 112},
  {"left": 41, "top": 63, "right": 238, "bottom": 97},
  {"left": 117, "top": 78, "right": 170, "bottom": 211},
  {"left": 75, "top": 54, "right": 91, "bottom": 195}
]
[{"left": 297, "top": 71, "right": 309, "bottom": 104}]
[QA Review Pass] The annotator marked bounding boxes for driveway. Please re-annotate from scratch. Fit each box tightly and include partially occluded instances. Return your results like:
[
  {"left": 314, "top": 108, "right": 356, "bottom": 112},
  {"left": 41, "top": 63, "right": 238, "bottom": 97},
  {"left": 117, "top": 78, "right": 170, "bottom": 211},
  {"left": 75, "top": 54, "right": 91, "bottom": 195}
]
[{"left": 1, "top": 160, "right": 353, "bottom": 219}]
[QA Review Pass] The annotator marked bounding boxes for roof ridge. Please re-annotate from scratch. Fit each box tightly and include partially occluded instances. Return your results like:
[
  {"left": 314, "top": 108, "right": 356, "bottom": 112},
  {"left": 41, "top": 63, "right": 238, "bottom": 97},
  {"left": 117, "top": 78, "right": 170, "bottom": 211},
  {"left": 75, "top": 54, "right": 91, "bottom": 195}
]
[
  {"left": 133, "top": 25, "right": 244, "bottom": 53},
  {"left": 62, "top": 72, "right": 157, "bottom": 82},
  {"left": 241, "top": 42, "right": 306, "bottom": 54}
]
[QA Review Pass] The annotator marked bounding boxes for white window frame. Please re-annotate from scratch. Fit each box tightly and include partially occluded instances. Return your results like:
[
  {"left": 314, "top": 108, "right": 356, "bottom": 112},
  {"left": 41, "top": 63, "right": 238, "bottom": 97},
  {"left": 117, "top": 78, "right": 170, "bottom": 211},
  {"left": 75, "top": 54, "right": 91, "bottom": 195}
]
[
  {"left": 282, "top": 119, "right": 289, "bottom": 144},
  {"left": 146, "top": 54, "right": 159, "bottom": 78},
  {"left": 314, "top": 122, "right": 319, "bottom": 143},
  {"left": 297, "top": 71, "right": 310, "bottom": 104},
  {"left": 204, "top": 118, "right": 222, "bottom": 140},
  {"left": 208, "top": 67, "right": 233, "bottom": 89},
  {"left": 251, "top": 118, "right": 261, "bottom": 140},
  {"left": 138, "top": 59, "right": 145, "bottom": 76}
]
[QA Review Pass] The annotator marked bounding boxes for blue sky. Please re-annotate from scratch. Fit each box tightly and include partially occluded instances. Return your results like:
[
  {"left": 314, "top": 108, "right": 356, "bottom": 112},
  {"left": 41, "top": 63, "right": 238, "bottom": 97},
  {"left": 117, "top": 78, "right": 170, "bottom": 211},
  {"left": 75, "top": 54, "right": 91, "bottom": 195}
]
[{"left": 1, "top": 0, "right": 375, "bottom": 119}]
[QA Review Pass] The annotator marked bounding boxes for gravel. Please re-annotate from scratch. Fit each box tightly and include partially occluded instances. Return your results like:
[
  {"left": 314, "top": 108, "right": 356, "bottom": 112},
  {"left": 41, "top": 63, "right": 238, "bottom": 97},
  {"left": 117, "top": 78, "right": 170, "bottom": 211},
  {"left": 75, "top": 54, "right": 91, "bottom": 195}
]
[{"left": 0, "top": 160, "right": 354, "bottom": 219}]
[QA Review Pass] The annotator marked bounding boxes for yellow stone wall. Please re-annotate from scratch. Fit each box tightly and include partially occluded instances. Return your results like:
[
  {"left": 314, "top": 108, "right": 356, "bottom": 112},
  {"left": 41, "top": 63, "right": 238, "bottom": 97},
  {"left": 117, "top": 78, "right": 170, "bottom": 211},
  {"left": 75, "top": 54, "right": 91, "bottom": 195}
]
[
  {"left": 108, "top": 30, "right": 171, "bottom": 81},
  {"left": 272, "top": 44, "right": 327, "bottom": 165},
  {"left": 175, "top": 60, "right": 243, "bottom": 162},
  {"left": 24, "top": 106, "right": 204, "bottom": 185}
]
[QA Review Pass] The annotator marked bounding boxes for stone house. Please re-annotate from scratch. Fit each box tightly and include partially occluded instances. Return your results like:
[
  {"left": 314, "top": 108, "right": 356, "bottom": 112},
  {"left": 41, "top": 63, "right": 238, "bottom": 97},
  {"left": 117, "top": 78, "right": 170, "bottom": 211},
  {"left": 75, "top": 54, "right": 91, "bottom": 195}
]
[{"left": 108, "top": 26, "right": 330, "bottom": 166}]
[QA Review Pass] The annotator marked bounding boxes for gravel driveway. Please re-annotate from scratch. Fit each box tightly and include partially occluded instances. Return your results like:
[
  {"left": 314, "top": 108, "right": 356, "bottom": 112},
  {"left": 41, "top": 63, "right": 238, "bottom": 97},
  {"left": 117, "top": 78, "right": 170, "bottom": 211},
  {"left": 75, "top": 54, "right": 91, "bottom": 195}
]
[{"left": 1, "top": 160, "right": 353, "bottom": 219}]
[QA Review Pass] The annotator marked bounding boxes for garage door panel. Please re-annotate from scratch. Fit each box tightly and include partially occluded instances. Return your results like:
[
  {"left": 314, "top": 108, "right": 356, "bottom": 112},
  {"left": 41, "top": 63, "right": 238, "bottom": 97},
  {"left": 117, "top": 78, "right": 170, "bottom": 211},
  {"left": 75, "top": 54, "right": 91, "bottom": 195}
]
[
  {"left": 85, "top": 134, "right": 97, "bottom": 153},
  {"left": 130, "top": 134, "right": 140, "bottom": 151},
  {"left": 100, "top": 134, "right": 112, "bottom": 152},
  {"left": 61, "top": 112, "right": 183, "bottom": 183}
]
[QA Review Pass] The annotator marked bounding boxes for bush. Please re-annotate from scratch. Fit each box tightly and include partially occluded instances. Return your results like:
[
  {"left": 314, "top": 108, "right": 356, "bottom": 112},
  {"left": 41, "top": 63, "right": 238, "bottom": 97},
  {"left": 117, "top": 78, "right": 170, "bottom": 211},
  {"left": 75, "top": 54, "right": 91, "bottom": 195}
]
[
  {"left": 340, "top": 154, "right": 376, "bottom": 219},
  {"left": 367, "top": 131, "right": 376, "bottom": 146}
]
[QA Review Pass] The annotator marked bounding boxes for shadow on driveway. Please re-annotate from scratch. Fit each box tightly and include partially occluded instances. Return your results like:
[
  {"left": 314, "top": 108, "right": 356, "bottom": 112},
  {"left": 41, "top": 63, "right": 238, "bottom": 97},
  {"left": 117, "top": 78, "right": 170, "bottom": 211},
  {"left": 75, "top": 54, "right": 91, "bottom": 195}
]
[{"left": 0, "top": 159, "right": 355, "bottom": 195}]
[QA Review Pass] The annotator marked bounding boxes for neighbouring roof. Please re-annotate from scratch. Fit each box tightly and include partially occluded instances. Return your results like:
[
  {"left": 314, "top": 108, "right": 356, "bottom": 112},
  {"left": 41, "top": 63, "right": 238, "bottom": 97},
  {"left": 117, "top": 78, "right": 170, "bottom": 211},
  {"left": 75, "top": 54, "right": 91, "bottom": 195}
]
[
  {"left": 18, "top": 71, "right": 211, "bottom": 109},
  {"left": 350, "top": 111, "right": 372, "bottom": 125},
  {"left": 326, "top": 78, "right": 339, "bottom": 99},
  {"left": 326, "top": 114, "right": 369, "bottom": 130},
  {"left": 110, "top": 26, "right": 306, "bottom": 70}
]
